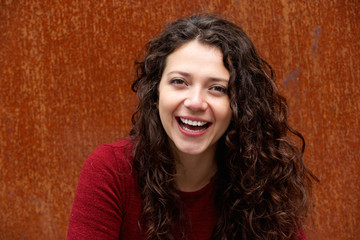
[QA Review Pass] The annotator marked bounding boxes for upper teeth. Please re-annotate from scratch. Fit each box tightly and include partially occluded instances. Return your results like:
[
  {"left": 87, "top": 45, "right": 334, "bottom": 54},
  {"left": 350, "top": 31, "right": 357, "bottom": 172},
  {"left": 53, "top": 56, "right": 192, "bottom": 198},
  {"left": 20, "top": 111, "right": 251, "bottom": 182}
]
[{"left": 180, "top": 118, "right": 207, "bottom": 126}]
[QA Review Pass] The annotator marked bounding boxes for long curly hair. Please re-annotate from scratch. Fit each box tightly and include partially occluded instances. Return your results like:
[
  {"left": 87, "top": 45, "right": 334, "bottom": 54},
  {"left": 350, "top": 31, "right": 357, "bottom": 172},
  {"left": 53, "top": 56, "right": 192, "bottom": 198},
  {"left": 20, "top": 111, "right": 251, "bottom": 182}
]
[{"left": 130, "top": 14, "right": 315, "bottom": 240}]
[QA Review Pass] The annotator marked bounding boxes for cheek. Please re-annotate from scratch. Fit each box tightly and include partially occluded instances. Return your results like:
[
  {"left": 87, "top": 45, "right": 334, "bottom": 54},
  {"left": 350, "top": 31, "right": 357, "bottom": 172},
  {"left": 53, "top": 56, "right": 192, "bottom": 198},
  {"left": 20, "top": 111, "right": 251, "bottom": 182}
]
[
  {"left": 158, "top": 89, "right": 183, "bottom": 114},
  {"left": 158, "top": 94, "right": 175, "bottom": 126},
  {"left": 218, "top": 109, "right": 232, "bottom": 136},
  {"left": 216, "top": 105, "right": 232, "bottom": 131},
  {"left": 213, "top": 99, "right": 232, "bottom": 120},
  {"left": 222, "top": 108, "right": 232, "bottom": 126},
  {"left": 158, "top": 95, "right": 170, "bottom": 115}
]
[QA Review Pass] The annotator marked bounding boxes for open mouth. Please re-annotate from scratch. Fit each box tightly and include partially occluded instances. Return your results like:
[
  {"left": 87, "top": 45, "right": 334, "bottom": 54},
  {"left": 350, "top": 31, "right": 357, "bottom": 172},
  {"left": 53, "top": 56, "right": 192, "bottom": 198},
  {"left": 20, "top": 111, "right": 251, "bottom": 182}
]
[{"left": 176, "top": 117, "right": 211, "bottom": 132}]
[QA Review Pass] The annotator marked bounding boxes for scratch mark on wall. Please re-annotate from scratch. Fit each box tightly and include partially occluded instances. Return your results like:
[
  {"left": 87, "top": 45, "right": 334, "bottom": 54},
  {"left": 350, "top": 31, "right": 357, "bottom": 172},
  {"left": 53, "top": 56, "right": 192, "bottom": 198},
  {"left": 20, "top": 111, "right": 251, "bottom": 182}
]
[
  {"left": 29, "top": 197, "right": 42, "bottom": 209},
  {"left": 313, "top": 27, "right": 321, "bottom": 52},
  {"left": 284, "top": 68, "right": 302, "bottom": 86}
]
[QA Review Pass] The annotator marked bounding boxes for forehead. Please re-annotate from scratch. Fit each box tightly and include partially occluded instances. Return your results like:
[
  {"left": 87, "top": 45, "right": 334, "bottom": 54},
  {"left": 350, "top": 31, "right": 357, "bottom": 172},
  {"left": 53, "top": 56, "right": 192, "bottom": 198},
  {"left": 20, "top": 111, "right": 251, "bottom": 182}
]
[
  {"left": 162, "top": 40, "right": 229, "bottom": 80},
  {"left": 167, "top": 40, "right": 222, "bottom": 61}
]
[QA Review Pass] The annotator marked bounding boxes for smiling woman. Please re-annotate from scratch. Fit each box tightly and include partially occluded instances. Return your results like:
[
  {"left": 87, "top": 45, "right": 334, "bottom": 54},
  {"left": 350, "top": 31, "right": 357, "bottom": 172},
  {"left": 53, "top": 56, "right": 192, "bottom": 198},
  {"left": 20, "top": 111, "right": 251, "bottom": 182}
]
[
  {"left": 158, "top": 41, "right": 232, "bottom": 161},
  {"left": 67, "top": 14, "right": 315, "bottom": 240}
]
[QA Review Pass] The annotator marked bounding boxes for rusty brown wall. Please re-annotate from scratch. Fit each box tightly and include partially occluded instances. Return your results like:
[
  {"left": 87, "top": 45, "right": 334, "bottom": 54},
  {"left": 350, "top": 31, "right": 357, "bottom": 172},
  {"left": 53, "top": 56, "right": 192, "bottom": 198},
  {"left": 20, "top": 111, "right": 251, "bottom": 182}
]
[{"left": 1, "top": 0, "right": 359, "bottom": 239}]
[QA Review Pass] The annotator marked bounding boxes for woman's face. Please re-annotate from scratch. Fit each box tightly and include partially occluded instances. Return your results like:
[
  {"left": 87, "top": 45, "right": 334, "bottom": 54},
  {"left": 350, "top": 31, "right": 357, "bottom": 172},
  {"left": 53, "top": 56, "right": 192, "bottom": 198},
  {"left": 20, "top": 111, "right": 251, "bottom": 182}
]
[{"left": 158, "top": 40, "right": 232, "bottom": 158}]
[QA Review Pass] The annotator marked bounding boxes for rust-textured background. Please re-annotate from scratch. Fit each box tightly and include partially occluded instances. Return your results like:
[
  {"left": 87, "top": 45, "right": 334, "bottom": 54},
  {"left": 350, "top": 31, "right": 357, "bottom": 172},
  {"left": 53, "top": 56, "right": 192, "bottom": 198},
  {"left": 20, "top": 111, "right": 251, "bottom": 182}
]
[{"left": 1, "top": 0, "right": 359, "bottom": 239}]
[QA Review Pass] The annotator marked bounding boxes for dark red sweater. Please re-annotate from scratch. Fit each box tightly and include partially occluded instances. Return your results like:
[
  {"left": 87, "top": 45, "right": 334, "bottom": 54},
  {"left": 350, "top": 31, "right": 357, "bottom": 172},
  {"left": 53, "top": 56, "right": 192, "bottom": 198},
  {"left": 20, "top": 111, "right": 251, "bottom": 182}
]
[{"left": 67, "top": 139, "right": 306, "bottom": 240}]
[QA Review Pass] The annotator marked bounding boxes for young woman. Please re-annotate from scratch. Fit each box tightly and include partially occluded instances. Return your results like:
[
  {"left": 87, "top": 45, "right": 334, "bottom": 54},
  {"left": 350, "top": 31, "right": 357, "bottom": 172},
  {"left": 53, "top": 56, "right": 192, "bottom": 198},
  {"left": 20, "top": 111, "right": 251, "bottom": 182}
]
[{"left": 67, "top": 14, "right": 314, "bottom": 240}]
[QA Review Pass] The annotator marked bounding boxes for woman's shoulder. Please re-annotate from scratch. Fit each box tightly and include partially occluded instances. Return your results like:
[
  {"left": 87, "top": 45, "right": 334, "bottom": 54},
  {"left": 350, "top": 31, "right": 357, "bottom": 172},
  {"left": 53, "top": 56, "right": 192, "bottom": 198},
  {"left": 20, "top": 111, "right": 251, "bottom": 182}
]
[
  {"left": 68, "top": 138, "right": 138, "bottom": 239},
  {"left": 84, "top": 137, "right": 136, "bottom": 177},
  {"left": 94, "top": 137, "right": 135, "bottom": 154}
]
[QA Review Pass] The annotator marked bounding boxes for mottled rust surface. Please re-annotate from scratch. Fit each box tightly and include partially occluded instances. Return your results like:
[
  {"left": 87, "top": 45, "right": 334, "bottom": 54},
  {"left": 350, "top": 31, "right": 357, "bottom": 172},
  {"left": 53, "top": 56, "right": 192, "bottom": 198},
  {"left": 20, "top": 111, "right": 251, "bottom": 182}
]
[{"left": 1, "top": 1, "right": 359, "bottom": 239}]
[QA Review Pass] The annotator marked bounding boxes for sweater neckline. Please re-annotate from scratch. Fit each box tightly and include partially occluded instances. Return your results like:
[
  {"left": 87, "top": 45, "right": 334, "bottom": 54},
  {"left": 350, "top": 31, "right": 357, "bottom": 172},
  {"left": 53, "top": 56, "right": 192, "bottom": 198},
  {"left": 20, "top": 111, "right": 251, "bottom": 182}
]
[{"left": 177, "top": 173, "right": 217, "bottom": 197}]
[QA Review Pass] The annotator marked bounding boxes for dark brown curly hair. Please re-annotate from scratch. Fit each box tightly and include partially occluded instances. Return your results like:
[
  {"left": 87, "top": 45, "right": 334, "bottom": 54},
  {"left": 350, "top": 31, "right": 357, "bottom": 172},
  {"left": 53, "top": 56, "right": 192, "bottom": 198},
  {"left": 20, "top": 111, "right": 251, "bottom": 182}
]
[{"left": 130, "top": 14, "right": 315, "bottom": 240}]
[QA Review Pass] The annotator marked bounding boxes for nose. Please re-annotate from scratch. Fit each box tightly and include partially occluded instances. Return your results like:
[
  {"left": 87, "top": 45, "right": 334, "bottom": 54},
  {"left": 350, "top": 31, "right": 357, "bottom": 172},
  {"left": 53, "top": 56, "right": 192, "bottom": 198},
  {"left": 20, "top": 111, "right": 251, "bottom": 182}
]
[{"left": 184, "top": 87, "right": 208, "bottom": 111}]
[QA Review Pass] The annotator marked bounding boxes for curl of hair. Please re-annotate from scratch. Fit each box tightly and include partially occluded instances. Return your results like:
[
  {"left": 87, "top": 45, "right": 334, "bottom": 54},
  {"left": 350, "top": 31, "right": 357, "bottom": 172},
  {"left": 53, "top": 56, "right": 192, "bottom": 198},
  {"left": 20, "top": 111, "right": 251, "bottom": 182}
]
[{"left": 130, "top": 14, "right": 314, "bottom": 240}]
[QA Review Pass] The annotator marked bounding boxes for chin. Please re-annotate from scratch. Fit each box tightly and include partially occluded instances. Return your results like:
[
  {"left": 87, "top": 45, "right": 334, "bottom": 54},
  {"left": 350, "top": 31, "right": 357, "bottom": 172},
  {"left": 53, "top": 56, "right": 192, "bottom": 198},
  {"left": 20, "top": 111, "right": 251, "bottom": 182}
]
[
  {"left": 174, "top": 142, "right": 210, "bottom": 156},
  {"left": 180, "top": 148, "right": 204, "bottom": 156}
]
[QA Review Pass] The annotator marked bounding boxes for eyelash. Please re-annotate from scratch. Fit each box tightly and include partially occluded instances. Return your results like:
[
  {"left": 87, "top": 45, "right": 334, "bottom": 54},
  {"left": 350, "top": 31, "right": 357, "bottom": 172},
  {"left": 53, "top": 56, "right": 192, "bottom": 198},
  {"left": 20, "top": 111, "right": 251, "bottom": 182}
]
[
  {"left": 210, "top": 85, "right": 227, "bottom": 94},
  {"left": 170, "top": 78, "right": 186, "bottom": 85},
  {"left": 169, "top": 78, "right": 227, "bottom": 95}
]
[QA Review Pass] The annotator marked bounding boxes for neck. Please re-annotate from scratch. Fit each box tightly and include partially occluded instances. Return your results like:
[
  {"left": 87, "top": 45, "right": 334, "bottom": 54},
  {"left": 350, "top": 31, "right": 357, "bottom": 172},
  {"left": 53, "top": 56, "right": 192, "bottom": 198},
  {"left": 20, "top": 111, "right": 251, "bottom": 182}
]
[{"left": 173, "top": 147, "right": 218, "bottom": 192}]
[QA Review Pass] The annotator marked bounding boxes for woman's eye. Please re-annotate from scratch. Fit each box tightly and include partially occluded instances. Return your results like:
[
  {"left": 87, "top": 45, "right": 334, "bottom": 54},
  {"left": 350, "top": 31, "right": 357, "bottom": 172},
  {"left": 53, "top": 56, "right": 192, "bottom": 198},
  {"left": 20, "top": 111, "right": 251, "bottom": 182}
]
[
  {"left": 170, "top": 78, "right": 186, "bottom": 86},
  {"left": 210, "top": 85, "right": 227, "bottom": 94}
]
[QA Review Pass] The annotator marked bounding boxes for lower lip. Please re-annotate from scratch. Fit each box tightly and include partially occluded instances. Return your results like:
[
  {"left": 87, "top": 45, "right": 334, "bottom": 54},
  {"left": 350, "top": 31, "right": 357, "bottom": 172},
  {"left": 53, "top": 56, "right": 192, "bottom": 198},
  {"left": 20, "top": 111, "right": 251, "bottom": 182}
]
[{"left": 176, "top": 120, "right": 211, "bottom": 137}]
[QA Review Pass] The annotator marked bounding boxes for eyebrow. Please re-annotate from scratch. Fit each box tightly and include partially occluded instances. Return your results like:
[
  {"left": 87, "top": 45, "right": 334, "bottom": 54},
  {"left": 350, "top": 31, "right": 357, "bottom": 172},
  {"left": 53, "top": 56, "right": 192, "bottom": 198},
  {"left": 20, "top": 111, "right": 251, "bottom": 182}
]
[{"left": 167, "top": 71, "right": 229, "bottom": 83}]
